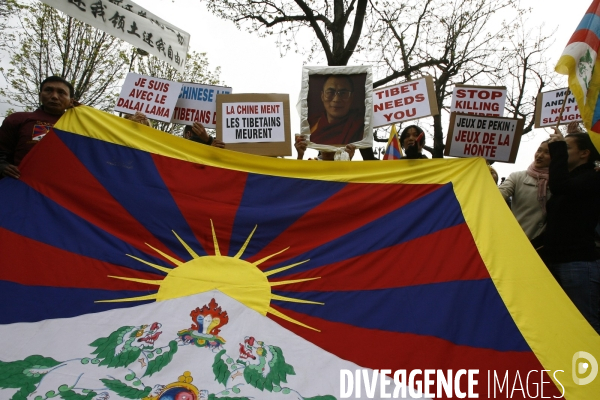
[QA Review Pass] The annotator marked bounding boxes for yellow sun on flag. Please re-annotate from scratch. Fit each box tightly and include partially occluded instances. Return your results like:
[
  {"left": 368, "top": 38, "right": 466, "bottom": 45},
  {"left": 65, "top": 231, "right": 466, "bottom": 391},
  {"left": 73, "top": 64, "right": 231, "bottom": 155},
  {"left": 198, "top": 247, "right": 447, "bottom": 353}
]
[{"left": 98, "top": 220, "right": 323, "bottom": 331}]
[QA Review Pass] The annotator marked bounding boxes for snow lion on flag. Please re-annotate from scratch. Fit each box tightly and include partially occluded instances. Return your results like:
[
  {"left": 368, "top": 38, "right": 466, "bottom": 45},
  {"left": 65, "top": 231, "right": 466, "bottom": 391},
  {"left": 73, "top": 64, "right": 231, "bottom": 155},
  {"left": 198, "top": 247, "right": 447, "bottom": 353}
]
[{"left": 0, "top": 322, "right": 177, "bottom": 400}]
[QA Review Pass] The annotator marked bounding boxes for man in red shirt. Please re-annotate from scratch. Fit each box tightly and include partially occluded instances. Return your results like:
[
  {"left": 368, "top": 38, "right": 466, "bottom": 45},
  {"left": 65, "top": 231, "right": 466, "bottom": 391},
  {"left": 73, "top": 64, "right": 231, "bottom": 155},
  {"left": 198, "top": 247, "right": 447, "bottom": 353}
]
[{"left": 0, "top": 76, "right": 74, "bottom": 179}]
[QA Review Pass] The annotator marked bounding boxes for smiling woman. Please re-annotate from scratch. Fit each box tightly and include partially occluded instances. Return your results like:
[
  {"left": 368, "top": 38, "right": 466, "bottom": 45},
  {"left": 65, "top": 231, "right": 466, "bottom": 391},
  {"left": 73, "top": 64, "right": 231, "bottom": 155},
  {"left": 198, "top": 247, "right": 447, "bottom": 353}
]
[{"left": 101, "top": 221, "right": 323, "bottom": 332}]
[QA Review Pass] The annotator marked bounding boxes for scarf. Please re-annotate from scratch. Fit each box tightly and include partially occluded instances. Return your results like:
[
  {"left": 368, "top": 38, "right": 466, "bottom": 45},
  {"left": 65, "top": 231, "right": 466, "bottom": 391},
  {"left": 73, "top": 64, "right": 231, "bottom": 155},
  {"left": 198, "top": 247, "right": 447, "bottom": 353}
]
[{"left": 526, "top": 162, "right": 549, "bottom": 214}]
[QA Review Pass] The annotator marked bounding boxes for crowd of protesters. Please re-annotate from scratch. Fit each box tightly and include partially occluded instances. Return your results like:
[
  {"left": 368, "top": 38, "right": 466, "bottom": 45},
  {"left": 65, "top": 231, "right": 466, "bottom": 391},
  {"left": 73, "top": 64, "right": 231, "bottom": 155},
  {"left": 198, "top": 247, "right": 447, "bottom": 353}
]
[{"left": 0, "top": 75, "right": 599, "bottom": 335}]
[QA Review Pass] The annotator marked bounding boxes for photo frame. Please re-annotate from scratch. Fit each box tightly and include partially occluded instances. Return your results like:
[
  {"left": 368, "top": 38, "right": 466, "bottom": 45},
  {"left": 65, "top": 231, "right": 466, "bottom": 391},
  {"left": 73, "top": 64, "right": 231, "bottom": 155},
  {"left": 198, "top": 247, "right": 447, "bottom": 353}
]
[{"left": 299, "top": 66, "right": 373, "bottom": 151}]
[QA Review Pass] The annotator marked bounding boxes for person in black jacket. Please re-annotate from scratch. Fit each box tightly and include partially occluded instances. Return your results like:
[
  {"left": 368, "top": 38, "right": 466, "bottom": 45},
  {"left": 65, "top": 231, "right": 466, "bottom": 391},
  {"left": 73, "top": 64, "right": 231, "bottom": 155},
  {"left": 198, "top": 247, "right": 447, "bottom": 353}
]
[{"left": 544, "top": 129, "right": 600, "bottom": 334}]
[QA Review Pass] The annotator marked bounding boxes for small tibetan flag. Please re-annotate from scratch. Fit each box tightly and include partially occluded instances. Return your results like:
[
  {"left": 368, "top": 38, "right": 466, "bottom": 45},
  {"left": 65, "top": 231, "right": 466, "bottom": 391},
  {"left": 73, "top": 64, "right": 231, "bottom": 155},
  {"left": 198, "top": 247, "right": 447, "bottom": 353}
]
[
  {"left": 555, "top": 0, "right": 600, "bottom": 151},
  {"left": 383, "top": 124, "right": 403, "bottom": 160}
]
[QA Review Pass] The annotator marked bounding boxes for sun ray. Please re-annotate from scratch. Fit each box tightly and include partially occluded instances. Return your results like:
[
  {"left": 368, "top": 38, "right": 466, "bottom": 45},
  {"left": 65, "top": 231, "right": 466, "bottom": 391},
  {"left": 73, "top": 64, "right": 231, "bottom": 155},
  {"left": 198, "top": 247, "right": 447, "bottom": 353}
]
[
  {"left": 234, "top": 225, "right": 257, "bottom": 259},
  {"left": 126, "top": 254, "right": 173, "bottom": 273},
  {"left": 270, "top": 277, "right": 321, "bottom": 286},
  {"left": 107, "top": 275, "right": 163, "bottom": 286},
  {"left": 144, "top": 243, "right": 184, "bottom": 266},
  {"left": 264, "top": 260, "right": 310, "bottom": 277},
  {"left": 268, "top": 306, "right": 320, "bottom": 332},
  {"left": 210, "top": 219, "right": 221, "bottom": 256},
  {"left": 253, "top": 247, "right": 289, "bottom": 266},
  {"left": 271, "top": 294, "right": 324, "bottom": 305},
  {"left": 96, "top": 293, "right": 158, "bottom": 303},
  {"left": 172, "top": 230, "right": 200, "bottom": 259}
]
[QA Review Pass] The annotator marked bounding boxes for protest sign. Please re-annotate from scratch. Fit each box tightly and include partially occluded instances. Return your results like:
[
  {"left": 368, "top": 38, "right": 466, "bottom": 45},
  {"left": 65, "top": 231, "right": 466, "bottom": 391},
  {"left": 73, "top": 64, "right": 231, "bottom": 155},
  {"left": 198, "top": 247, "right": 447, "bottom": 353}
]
[
  {"left": 534, "top": 88, "right": 582, "bottom": 127},
  {"left": 217, "top": 93, "right": 291, "bottom": 156},
  {"left": 300, "top": 66, "right": 373, "bottom": 151},
  {"left": 171, "top": 83, "right": 232, "bottom": 128},
  {"left": 41, "top": 0, "right": 189, "bottom": 72},
  {"left": 444, "top": 113, "right": 524, "bottom": 163},
  {"left": 450, "top": 85, "right": 507, "bottom": 117},
  {"left": 372, "top": 76, "right": 438, "bottom": 128},
  {"left": 115, "top": 73, "right": 182, "bottom": 123}
]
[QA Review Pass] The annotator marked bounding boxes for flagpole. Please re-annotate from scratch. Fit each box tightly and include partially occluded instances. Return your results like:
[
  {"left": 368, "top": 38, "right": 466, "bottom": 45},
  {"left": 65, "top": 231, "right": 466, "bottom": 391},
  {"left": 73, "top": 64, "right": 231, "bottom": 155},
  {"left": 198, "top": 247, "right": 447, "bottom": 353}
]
[{"left": 554, "top": 89, "right": 571, "bottom": 129}]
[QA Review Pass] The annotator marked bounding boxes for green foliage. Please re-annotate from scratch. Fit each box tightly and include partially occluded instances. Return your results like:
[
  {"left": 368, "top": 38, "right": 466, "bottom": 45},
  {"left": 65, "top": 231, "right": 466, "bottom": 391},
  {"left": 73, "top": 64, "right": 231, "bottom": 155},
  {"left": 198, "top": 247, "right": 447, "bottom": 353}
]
[
  {"left": 89, "top": 326, "right": 141, "bottom": 368},
  {"left": 212, "top": 350, "right": 231, "bottom": 385},
  {"left": 0, "top": 355, "right": 61, "bottom": 399},
  {"left": 143, "top": 340, "right": 178, "bottom": 377},
  {"left": 0, "top": 0, "right": 128, "bottom": 111},
  {"left": 58, "top": 389, "right": 97, "bottom": 400},
  {"left": 207, "top": 395, "right": 249, "bottom": 400},
  {"left": 243, "top": 345, "right": 295, "bottom": 392},
  {"left": 0, "top": 355, "right": 61, "bottom": 387},
  {"left": 99, "top": 378, "right": 151, "bottom": 399}
]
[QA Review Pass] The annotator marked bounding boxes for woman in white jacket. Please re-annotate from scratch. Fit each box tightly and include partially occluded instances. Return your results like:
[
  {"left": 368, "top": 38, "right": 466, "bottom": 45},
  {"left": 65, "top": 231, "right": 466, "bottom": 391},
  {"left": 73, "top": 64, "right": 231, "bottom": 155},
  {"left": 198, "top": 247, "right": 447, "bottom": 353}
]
[{"left": 498, "top": 140, "right": 551, "bottom": 249}]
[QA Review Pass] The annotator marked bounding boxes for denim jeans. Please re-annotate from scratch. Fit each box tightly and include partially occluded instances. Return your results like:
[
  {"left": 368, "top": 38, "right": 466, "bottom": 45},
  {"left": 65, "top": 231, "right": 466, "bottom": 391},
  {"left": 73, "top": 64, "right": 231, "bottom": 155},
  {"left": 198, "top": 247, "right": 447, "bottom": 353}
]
[{"left": 548, "top": 260, "right": 600, "bottom": 335}]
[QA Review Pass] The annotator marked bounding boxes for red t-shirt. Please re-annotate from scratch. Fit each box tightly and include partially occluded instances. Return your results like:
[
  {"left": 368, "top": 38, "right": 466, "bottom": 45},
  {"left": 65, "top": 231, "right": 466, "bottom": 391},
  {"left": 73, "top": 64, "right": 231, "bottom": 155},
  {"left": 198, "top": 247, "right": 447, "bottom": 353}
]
[{"left": 0, "top": 108, "right": 62, "bottom": 166}]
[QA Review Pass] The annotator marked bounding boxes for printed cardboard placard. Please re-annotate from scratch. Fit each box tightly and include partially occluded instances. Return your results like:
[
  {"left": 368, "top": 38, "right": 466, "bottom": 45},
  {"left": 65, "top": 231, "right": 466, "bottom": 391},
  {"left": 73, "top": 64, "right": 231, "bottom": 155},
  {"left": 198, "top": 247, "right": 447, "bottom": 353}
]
[
  {"left": 534, "top": 88, "right": 582, "bottom": 128},
  {"left": 299, "top": 66, "right": 373, "bottom": 151},
  {"left": 115, "top": 73, "right": 182, "bottom": 123},
  {"left": 372, "top": 76, "right": 439, "bottom": 128},
  {"left": 450, "top": 84, "right": 507, "bottom": 117},
  {"left": 217, "top": 93, "right": 291, "bottom": 156},
  {"left": 444, "top": 113, "right": 524, "bottom": 163},
  {"left": 172, "top": 83, "right": 232, "bottom": 128}
]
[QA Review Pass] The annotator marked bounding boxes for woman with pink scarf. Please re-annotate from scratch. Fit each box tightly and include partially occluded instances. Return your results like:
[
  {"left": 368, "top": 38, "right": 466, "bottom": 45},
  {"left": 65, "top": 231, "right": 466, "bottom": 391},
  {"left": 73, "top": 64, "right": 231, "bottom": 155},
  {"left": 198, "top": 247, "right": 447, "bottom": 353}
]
[{"left": 499, "top": 141, "right": 551, "bottom": 250}]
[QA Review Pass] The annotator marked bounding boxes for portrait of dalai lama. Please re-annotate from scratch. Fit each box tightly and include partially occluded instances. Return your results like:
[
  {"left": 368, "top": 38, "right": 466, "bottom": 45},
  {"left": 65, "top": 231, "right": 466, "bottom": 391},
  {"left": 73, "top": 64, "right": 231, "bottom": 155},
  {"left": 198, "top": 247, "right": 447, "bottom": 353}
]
[{"left": 307, "top": 74, "right": 366, "bottom": 145}]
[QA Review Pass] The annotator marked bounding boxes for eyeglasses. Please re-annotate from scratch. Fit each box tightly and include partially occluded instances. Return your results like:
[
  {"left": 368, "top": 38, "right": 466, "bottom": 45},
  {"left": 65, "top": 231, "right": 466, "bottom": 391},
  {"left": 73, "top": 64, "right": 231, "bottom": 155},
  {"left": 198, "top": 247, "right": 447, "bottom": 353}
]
[{"left": 322, "top": 89, "right": 352, "bottom": 101}]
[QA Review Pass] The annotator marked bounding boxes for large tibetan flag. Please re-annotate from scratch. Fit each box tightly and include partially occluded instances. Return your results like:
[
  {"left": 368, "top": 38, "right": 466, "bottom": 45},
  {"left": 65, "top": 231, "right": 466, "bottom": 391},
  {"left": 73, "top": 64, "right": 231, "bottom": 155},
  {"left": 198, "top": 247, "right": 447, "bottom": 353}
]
[
  {"left": 555, "top": 0, "right": 600, "bottom": 151},
  {"left": 383, "top": 124, "right": 403, "bottom": 160},
  {"left": 0, "top": 106, "right": 598, "bottom": 399}
]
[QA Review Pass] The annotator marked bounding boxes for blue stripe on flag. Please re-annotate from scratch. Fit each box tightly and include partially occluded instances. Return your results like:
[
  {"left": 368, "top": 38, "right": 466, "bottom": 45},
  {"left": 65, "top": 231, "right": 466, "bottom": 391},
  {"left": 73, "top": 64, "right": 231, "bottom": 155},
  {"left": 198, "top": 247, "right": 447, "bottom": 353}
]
[
  {"left": 273, "top": 278, "right": 530, "bottom": 352},
  {"left": 0, "top": 280, "right": 153, "bottom": 324},
  {"left": 0, "top": 178, "right": 171, "bottom": 272},
  {"left": 54, "top": 129, "right": 204, "bottom": 259},
  {"left": 576, "top": 13, "right": 600, "bottom": 42},
  {"left": 265, "top": 184, "right": 464, "bottom": 276},
  {"left": 230, "top": 174, "right": 347, "bottom": 258}
]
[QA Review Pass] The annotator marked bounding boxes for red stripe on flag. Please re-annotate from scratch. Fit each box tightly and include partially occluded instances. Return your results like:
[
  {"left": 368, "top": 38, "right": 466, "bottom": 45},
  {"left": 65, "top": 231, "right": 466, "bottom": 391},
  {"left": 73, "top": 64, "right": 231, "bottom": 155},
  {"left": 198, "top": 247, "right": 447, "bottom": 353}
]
[
  {"left": 19, "top": 132, "right": 182, "bottom": 263},
  {"left": 270, "top": 305, "right": 563, "bottom": 399},
  {"left": 152, "top": 154, "right": 248, "bottom": 256},
  {"left": 0, "top": 227, "right": 163, "bottom": 290},
  {"left": 587, "top": 0, "right": 600, "bottom": 15},
  {"left": 248, "top": 182, "right": 442, "bottom": 268},
  {"left": 272, "top": 223, "right": 489, "bottom": 291},
  {"left": 567, "top": 28, "right": 600, "bottom": 49}
]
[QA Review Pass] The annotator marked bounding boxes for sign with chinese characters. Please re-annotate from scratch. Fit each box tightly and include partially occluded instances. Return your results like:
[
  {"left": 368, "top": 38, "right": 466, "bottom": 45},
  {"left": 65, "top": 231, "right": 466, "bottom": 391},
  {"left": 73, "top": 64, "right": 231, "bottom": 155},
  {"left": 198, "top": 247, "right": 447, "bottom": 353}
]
[
  {"left": 450, "top": 84, "right": 507, "bottom": 117},
  {"left": 41, "top": 0, "right": 190, "bottom": 72},
  {"left": 172, "top": 83, "right": 233, "bottom": 129},
  {"left": 444, "top": 113, "right": 524, "bottom": 163},
  {"left": 115, "top": 73, "right": 182, "bottom": 122},
  {"left": 372, "top": 76, "right": 438, "bottom": 128},
  {"left": 534, "top": 88, "right": 582, "bottom": 127}
]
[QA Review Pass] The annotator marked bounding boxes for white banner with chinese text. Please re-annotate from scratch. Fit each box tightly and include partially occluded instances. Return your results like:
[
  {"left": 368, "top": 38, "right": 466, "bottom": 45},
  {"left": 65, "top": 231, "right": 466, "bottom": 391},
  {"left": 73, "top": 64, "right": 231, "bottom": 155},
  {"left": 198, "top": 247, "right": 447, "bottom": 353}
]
[{"left": 41, "top": 0, "right": 190, "bottom": 72}]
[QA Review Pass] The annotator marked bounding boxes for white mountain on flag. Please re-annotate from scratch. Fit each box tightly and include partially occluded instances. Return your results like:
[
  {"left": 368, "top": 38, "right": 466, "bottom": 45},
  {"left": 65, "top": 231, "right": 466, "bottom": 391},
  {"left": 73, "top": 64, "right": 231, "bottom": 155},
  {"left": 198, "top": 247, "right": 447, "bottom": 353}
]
[{"left": 0, "top": 290, "right": 423, "bottom": 400}]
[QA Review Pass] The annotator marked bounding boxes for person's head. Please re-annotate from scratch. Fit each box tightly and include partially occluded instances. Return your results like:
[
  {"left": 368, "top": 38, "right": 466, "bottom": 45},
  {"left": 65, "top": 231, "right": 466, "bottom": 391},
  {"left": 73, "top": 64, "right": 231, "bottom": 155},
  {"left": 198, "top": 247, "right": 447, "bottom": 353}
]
[
  {"left": 39, "top": 76, "right": 74, "bottom": 115},
  {"left": 183, "top": 125, "right": 195, "bottom": 140},
  {"left": 400, "top": 125, "right": 426, "bottom": 150},
  {"left": 565, "top": 132, "right": 600, "bottom": 171},
  {"left": 489, "top": 165, "right": 499, "bottom": 184},
  {"left": 533, "top": 140, "right": 551, "bottom": 169},
  {"left": 321, "top": 75, "right": 354, "bottom": 124}
]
